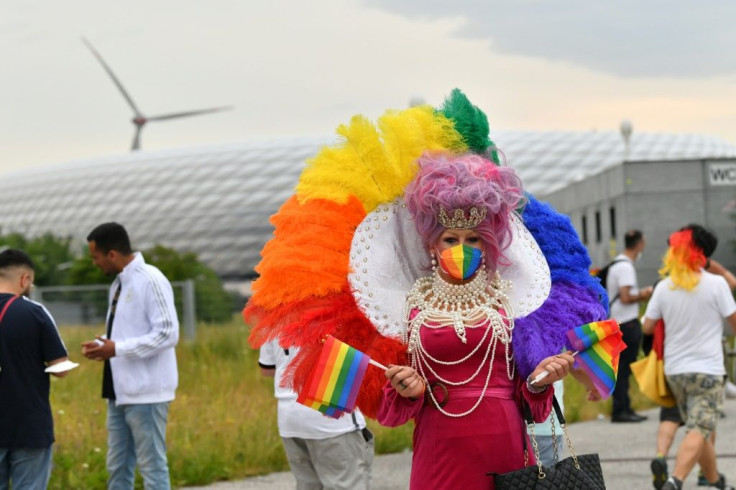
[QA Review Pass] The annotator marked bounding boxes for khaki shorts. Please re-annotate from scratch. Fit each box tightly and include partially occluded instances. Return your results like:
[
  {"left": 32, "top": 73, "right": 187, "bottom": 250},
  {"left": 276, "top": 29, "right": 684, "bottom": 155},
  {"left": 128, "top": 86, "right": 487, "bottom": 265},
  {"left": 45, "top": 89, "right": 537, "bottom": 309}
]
[
  {"left": 281, "top": 428, "right": 374, "bottom": 490},
  {"left": 666, "top": 373, "right": 724, "bottom": 439}
]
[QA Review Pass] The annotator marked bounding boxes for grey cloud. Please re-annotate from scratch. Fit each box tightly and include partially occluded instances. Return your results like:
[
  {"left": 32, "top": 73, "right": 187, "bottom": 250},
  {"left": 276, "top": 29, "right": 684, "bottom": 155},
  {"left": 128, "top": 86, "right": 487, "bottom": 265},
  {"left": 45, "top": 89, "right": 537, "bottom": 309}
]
[{"left": 364, "top": 1, "right": 736, "bottom": 78}]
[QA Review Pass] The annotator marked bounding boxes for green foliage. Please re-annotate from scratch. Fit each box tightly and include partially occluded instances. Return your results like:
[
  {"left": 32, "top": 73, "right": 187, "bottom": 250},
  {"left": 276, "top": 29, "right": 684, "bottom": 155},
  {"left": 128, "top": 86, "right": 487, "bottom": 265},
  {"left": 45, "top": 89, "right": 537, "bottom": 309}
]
[
  {"left": 369, "top": 419, "right": 413, "bottom": 454},
  {"left": 0, "top": 232, "right": 76, "bottom": 286},
  {"left": 140, "top": 245, "right": 232, "bottom": 323},
  {"left": 67, "top": 250, "right": 112, "bottom": 286},
  {"left": 66, "top": 245, "right": 232, "bottom": 323},
  {"left": 1, "top": 231, "right": 232, "bottom": 323}
]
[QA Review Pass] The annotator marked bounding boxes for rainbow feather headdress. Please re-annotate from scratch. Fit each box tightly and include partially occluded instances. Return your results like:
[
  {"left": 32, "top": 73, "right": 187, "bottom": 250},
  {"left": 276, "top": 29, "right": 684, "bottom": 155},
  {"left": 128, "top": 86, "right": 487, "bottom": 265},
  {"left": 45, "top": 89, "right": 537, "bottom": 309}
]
[{"left": 245, "top": 89, "right": 608, "bottom": 417}]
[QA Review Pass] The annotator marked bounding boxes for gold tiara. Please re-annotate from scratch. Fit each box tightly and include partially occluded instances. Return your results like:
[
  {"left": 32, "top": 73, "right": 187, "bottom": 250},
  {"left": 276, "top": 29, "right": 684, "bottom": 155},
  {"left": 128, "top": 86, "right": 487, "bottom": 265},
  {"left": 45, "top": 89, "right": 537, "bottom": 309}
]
[{"left": 437, "top": 206, "right": 487, "bottom": 229}]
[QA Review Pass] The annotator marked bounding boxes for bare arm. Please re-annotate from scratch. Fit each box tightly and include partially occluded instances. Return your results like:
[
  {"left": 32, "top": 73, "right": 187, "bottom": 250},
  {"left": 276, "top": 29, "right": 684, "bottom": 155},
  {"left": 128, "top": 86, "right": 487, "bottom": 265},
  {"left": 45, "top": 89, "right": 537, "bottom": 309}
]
[
  {"left": 706, "top": 259, "right": 736, "bottom": 291},
  {"left": 619, "top": 285, "right": 653, "bottom": 304},
  {"left": 46, "top": 356, "right": 71, "bottom": 378},
  {"left": 260, "top": 367, "right": 276, "bottom": 377},
  {"left": 727, "top": 312, "right": 736, "bottom": 335},
  {"left": 570, "top": 366, "right": 602, "bottom": 401},
  {"left": 642, "top": 316, "right": 657, "bottom": 335}
]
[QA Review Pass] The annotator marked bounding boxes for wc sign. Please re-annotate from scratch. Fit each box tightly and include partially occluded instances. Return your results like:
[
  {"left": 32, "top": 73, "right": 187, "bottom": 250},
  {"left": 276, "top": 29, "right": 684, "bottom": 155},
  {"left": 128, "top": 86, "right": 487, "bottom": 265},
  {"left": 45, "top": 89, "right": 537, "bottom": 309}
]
[{"left": 709, "top": 162, "right": 736, "bottom": 186}]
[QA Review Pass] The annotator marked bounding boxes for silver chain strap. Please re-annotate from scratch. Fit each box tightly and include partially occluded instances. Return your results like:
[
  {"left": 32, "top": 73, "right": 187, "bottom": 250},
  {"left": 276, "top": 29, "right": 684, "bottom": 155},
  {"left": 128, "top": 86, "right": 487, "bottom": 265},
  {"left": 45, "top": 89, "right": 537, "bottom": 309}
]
[
  {"left": 561, "top": 420, "right": 581, "bottom": 470},
  {"left": 527, "top": 421, "right": 546, "bottom": 479},
  {"left": 524, "top": 397, "right": 581, "bottom": 479}
]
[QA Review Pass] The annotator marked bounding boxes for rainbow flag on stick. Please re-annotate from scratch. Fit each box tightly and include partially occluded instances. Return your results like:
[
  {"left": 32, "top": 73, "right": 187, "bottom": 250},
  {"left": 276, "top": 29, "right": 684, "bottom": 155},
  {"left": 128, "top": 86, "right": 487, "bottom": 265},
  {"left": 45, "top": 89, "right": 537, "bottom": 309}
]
[
  {"left": 296, "top": 336, "right": 385, "bottom": 419},
  {"left": 529, "top": 319, "right": 625, "bottom": 399},
  {"left": 565, "top": 319, "right": 626, "bottom": 399}
]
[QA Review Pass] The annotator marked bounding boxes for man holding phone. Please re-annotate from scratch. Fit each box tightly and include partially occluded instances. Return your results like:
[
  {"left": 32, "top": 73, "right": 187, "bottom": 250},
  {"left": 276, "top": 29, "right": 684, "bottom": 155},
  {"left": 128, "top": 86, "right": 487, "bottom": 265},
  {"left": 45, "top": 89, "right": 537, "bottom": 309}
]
[
  {"left": 0, "top": 249, "right": 72, "bottom": 489},
  {"left": 81, "top": 223, "right": 179, "bottom": 490}
]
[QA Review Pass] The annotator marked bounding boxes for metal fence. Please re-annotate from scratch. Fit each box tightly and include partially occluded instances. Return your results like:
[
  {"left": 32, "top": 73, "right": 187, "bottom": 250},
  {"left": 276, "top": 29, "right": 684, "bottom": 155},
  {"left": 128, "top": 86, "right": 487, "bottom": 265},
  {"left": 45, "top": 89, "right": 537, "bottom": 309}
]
[{"left": 31, "top": 280, "right": 196, "bottom": 341}]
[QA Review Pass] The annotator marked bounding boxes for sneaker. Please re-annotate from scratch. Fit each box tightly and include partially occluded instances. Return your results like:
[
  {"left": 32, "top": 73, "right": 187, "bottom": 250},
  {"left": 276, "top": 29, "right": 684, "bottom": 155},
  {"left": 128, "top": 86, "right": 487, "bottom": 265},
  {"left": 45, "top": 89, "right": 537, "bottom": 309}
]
[
  {"left": 662, "top": 477, "right": 683, "bottom": 490},
  {"left": 708, "top": 474, "right": 735, "bottom": 490},
  {"left": 726, "top": 380, "right": 736, "bottom": 399},
  {"left": 651, "top": 457, "right": 668, "bottom": 490}
]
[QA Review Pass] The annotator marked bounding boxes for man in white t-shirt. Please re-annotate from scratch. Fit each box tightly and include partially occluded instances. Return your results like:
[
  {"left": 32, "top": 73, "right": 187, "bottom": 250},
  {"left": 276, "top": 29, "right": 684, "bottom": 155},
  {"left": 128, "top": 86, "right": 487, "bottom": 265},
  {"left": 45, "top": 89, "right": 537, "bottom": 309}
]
[
  {"left": 643, "top": 225, "right": 736, "bottom": 490},
  {"left": 259, "top": 339, "right": 374, "bottom": 490},
  {"left": 607, "top": 229, "right": 653, "bottom": 423}
]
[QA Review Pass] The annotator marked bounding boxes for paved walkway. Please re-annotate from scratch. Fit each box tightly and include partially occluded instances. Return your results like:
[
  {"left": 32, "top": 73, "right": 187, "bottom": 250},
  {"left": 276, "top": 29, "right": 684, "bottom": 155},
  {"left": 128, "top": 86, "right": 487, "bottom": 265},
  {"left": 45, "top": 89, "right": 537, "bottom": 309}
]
[{"left": 186, "top": 398, "right": 736, "bottom": 489}]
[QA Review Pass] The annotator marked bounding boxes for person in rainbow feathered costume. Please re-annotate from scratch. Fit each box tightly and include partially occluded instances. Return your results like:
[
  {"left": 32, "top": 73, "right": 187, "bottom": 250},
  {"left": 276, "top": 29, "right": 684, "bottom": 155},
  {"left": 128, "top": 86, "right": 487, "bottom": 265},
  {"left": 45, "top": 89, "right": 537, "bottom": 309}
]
[{"left": 245, "top": 89, "right": 608, "bottom": 489}]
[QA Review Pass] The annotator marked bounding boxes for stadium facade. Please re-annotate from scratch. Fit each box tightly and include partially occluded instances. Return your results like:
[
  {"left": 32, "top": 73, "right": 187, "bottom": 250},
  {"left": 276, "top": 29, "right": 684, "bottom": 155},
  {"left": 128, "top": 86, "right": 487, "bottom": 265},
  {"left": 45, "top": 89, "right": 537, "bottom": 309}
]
[{"left": 1, "top": 131, "right": 735, "bottom": 289}]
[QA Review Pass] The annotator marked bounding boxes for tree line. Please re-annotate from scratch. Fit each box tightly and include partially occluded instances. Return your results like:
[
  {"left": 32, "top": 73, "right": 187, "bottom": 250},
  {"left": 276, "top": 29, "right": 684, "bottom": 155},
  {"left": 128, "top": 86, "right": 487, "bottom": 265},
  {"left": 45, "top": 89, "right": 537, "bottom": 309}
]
[{"left": 0, "top": 232, "right": 233, "bottom": 323}]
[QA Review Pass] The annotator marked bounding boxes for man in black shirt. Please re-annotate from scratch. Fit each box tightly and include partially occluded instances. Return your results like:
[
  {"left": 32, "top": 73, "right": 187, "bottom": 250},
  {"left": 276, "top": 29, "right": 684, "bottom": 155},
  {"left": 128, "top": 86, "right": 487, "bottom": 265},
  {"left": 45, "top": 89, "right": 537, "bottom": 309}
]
[{"left": 0, "top": 249, "right": 71, "bottom": 489}]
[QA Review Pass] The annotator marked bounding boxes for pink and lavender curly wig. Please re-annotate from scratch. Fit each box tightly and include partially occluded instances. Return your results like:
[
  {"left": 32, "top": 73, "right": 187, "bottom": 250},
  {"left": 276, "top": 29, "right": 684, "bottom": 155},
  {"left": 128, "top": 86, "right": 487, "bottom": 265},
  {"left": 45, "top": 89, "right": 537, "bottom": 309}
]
[{"left": 404, "top": 152, "right": 525, "bottom": 274}]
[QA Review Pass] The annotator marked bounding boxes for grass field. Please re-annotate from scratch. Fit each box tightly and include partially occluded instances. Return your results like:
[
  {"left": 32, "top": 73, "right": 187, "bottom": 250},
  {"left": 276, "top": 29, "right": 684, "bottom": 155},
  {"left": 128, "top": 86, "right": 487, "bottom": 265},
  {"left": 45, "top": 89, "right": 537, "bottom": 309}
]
[{"left": 48, "top": 319, "right": 652, "bottom": 489}]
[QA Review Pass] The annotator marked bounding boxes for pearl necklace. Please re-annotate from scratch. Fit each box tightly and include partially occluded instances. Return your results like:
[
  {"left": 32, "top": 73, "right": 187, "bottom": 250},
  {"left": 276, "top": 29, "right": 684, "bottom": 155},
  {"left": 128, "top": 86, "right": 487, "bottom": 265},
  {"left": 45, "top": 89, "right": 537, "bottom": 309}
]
[
  {"left": 403, "top": 269, "right": 513, "bottom": 345},
  {"left": 402, "top": 269, "right": 516, "bottom": 418}
]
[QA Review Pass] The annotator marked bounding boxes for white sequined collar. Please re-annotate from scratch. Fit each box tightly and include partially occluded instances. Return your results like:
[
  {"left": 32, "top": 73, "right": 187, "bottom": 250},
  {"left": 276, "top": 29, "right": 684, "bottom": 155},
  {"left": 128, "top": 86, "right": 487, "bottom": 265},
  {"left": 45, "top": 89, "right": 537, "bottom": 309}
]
[{"left": 347, "top": 199, "right": 551, "bottom": 339}]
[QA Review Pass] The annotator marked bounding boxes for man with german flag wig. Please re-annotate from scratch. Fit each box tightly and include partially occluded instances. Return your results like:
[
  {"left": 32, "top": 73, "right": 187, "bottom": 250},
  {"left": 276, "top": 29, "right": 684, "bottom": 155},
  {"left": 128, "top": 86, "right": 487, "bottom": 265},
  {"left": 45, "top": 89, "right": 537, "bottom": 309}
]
[
  {"left": 643, "top": 225, "right": 736, "bottom": 490},
  {"left": 245, "top": 89, "right": 610, "bottom": 489}
]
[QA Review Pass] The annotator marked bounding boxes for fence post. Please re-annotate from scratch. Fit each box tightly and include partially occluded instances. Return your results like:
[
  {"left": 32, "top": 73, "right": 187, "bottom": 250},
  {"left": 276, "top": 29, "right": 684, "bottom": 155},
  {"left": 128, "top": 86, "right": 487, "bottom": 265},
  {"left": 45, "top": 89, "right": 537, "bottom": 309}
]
[{"left": 182, "top": 279, "right": 196, "bottom": 341}]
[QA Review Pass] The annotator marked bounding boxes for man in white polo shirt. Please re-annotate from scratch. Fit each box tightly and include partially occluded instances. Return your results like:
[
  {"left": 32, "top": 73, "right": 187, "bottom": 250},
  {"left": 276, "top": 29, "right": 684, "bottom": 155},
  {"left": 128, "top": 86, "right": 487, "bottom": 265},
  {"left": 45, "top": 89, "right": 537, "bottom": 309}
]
[
  {"left": 607, "top": 229, "right": 653, "bottom": 423},
  {"left": 259, "top": 339, "right": 374, "bottom": 490}
]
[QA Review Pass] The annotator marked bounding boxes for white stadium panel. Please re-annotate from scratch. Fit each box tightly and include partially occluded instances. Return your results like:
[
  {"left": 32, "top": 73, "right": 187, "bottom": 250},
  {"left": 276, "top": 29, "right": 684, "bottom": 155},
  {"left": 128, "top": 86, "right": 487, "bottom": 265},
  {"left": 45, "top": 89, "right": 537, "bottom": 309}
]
[{"left": 1, "top": 132, "right": 735, "bottom": 279}]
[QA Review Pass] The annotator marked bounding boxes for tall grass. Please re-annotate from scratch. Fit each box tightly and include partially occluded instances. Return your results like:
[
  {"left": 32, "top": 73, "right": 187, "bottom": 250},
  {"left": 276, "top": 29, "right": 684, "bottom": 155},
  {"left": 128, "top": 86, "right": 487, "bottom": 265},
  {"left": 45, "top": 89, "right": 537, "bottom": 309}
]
[
  {"left": 563, "top": 371, "right": 654, "bottom": 423},
  {"left": 49, "top": 319, "right": 648, "bottom": 488},
  {"left": 49, "top": 320, "right": 413, "bottom": 489}
]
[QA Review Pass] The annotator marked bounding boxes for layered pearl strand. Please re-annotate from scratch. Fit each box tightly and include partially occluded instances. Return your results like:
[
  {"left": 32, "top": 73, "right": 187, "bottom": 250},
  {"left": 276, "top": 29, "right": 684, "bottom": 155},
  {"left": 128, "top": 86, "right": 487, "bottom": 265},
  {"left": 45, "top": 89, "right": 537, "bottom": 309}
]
[{"left": 402, "top": 268, "right": 516, "bottom": 418}]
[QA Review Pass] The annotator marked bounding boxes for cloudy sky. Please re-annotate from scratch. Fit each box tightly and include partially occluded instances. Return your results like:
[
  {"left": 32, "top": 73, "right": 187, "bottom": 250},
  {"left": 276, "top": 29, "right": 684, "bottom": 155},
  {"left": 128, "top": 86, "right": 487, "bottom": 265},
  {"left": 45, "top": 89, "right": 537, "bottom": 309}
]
[{"left": 3, "top": 0, "right": 736, "bottom": 175}]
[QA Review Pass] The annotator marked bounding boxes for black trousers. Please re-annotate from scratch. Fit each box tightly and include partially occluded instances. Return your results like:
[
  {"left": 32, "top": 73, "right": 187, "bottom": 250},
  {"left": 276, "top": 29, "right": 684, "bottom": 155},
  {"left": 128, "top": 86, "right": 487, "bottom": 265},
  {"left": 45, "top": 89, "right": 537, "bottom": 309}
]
[{"left": 612, "top": 318, "right": 643, "bottom": 415}]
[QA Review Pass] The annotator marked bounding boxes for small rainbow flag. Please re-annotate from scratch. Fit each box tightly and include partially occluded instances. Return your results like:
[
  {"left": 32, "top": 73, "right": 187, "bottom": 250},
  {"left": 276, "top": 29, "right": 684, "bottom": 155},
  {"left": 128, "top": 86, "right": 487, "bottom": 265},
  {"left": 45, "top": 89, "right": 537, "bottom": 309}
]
[
  {"left": 564, "top": 319, "right": 626, "bottom": 399},
  {"left": 440, "top": 244, "right": 483, "bottom": 280},
  {"left": 296, "top": 336, "right": 375, "bottom": 418}
]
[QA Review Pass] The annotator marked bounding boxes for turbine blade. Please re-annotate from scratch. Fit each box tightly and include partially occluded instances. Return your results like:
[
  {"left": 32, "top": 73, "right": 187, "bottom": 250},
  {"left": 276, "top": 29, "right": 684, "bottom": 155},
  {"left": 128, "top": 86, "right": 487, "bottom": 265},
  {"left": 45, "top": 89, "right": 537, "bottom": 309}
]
[
  {"left": 131, "top": 126, "right": 142, "bottom": 151},
  {"left": 146, "top": 106, "right": 233, "bottom": 122},
  {"left": 82, "top": 37, "right": 143, "bottom": 117}
]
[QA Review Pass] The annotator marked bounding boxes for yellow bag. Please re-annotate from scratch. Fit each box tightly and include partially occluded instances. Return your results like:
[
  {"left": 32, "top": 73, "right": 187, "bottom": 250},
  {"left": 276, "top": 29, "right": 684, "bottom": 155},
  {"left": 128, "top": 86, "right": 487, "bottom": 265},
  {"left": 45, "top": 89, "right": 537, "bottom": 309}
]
[
  {"left": 631, "top": 319, "right": 676, "bottom": 407},
  {"left": 631, "top": 350, "right": 676, "bottom": 407}
]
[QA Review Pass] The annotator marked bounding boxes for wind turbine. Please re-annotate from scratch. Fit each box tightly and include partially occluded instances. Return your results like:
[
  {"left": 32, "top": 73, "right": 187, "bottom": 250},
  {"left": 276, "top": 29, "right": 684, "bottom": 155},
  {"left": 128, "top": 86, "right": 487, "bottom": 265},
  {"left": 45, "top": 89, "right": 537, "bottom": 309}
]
[{"left": 82, "top": 37, "right": 232, "bottom": 151}]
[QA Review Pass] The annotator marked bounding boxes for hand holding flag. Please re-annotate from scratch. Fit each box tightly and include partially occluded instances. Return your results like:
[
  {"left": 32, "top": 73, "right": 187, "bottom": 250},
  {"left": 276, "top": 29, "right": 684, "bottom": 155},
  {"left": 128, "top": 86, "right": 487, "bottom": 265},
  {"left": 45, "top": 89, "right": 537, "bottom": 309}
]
[
  {"left": 530, "top": 319, "right": 625, "bottom": 400},
  {"left": 296, "top": 336, "right": 385, "bottom": 419}
]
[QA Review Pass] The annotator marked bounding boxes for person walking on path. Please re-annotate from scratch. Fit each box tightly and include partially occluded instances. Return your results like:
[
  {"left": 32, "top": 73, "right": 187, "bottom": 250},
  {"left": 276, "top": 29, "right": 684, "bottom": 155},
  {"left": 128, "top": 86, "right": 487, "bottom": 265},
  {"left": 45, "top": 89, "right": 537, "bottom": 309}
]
[
  {"left": 0, "top": 249, "right": 73, "bottom": 489},
  {"left": 259, "top": 339, "right": 374, "bottom": 489},
  {"left": 648, "top": 224, "right": 736, "bottom": 489},
  {"left": 643, "top": 225, "right": 736, "bottom": 490},
  {"left": 608, "top": 229, "right": 653, "bottom": 423},
  {"left": 81, "top": 222, "right": 179, "bottom": 490}
]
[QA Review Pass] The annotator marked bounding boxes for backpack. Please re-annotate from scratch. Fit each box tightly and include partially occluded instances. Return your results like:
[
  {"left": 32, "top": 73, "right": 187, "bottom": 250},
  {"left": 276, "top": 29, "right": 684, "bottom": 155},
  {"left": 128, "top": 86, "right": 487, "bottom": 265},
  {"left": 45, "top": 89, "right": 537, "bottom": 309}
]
[{"left": 595, "top": 259, "right": 625, "bottom": 304}]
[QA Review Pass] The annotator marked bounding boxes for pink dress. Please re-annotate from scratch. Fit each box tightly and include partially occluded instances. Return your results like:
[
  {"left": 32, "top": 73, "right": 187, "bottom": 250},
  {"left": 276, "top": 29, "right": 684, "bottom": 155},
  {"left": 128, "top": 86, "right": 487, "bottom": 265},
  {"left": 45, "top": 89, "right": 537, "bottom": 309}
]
[{"left": 377, "top": 316, "right": 553, "bottom": 490}]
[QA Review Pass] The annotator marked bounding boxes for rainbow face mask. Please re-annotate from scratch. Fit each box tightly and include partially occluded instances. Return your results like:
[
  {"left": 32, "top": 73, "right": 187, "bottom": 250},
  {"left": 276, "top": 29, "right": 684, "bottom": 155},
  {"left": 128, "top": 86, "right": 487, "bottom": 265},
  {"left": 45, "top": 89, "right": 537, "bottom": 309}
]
[{"left": 438, "top": 244, "right": 484, "bottom": 280}]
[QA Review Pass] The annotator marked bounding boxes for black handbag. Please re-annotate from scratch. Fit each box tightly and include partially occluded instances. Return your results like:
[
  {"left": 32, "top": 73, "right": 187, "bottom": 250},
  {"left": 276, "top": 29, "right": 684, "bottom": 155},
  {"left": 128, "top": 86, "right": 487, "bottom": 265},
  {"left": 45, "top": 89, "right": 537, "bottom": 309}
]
[{"left": 491, "top": 395, "right": 606, "bottom": 489}]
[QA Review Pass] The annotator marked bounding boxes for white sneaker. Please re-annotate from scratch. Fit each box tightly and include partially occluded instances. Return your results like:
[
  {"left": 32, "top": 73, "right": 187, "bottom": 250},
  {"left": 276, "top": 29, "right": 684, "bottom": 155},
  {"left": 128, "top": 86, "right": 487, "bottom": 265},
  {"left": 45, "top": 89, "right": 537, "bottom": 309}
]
[{"left": 726, "top": 381, "right": 736, "bottom": 399}]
